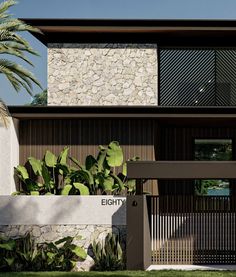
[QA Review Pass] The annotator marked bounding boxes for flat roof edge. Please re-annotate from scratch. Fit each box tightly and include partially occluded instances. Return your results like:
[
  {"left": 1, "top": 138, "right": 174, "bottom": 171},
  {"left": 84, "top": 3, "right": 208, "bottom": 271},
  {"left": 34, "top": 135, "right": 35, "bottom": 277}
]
[{"left": 8, "top": 106, "right": 236, "bottom": 119}]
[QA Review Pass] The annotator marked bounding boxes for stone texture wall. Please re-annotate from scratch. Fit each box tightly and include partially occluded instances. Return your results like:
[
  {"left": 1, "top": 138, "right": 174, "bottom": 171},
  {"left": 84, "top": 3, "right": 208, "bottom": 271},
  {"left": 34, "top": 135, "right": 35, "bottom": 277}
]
[
  {"left": 0, "top": 224, "right": 126, "bottom": 271},
  {"left": 48, "top": 43, "right": 158, "bottom": 105}
]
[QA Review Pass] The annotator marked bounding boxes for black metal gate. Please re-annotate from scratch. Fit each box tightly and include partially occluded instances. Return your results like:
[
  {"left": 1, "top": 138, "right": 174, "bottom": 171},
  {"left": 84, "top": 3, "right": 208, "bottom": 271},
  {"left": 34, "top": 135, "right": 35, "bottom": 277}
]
[{"left": 149, "top": 195, "right": 236, "bottom": 264}]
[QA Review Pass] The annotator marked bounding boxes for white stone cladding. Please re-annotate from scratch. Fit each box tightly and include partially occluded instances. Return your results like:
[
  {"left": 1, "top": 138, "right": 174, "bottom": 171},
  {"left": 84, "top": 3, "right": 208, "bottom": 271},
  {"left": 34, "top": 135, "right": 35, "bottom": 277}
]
[
  {"left": 0, "top": 224, "right": 126, "bottom": 271},
  {"left": 48, "top": 43, "right": 158, "bottom": 105}
]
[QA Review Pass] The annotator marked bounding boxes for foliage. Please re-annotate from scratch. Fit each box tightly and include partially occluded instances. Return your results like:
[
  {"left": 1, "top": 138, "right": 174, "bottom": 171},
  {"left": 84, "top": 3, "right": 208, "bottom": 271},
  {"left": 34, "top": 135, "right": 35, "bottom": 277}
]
[
  {"left": 92, "top": 233, "right": 124, "bottom": 271},
  {"left": 0, "top": 0, "right": 42, "bottom": 126},
  {"left": 0, "top": 98, "right": 9, "bottom": 127},
  {"left": 0, "top": 233, "right": 86, "bottom": 272},
  {"left": 68, "top": 141, "right": 139, "bottom": 195},
  {"left": 195, "top": 140, "right": 232, "bottom": 195},
  {"left": 0, "top": 271, "right": 233, "bottom": 277},
  {"left": 28, "top": 90, "right": 47, "bottom": 106},
  {"left": 15, "top": 147, "right": 71, "bottom": 195},
  {"left": 14, "top": 141, "right": 139, "bottom": 195},
  {"left": 39, "top": 236, "right": 87, "bottom": 271}
]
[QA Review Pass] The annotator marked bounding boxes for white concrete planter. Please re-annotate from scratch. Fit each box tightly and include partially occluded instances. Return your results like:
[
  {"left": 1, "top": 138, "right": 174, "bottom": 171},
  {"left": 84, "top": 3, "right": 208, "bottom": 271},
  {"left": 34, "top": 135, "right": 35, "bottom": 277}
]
[{"left": 0, "top": 196, "right": 126, "bottom": 225}]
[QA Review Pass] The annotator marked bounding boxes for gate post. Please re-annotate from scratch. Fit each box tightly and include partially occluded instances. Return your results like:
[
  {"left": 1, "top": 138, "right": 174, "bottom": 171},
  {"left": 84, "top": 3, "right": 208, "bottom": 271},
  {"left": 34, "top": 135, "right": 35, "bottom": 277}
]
[{"left": 126, "top": 195, "right": 151, "bottom": 270}]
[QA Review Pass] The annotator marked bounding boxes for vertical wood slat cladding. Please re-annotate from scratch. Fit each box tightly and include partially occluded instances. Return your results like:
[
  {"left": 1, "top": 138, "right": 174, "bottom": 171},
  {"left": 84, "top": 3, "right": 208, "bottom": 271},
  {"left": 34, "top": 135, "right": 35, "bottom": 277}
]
[
  {"left": 150, "top": 195, "right": 236, "bottom": 265},
  {"left": 19, "top": 119, "right": 156, "bottom": 193},
  {"left": 158, "top": 124, "right": 236, "bottom": 195}
]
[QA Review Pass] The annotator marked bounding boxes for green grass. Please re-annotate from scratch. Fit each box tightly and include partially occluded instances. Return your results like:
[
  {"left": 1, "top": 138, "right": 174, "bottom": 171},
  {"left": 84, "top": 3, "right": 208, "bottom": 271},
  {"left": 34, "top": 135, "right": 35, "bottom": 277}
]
[{"left": 1, "top": 271, "right": 236, "bottom": 277}]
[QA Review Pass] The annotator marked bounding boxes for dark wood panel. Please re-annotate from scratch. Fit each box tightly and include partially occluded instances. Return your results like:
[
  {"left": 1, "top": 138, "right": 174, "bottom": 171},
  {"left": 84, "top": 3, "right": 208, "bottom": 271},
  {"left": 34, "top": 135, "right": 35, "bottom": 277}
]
[
  {"left": 19, "top": 119, "right": 157, "bottom": 194},
  {"left": 158, "top": 125, "right": 236, "bottom": 195}
]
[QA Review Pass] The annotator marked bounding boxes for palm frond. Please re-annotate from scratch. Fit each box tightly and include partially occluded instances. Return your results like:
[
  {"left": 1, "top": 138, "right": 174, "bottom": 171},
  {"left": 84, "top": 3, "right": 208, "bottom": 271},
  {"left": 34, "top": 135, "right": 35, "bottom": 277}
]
[
  {"left": 0, "top": 98, "right": 9, "bottom": 128},
  {"left": 0, "top": 18, "right": 42, "bottom": 34},
  {"left": 0, "top": 0, "right": 42, "bottom": 97},
  {"left": 0, "top": 59, "right": 43, "bottom": 94},
  {"left": 0, "top": 43, "right": 33, "bottom": 65},
  {"left": 0, "top": 0, "right": 16, "bottom": 18}
]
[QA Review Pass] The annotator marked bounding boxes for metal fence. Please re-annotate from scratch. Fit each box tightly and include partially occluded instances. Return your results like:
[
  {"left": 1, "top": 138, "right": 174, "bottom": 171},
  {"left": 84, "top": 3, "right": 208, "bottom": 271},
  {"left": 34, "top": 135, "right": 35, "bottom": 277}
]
[{"left": 148, "top": 195, "right": 236, "bottom": 264}]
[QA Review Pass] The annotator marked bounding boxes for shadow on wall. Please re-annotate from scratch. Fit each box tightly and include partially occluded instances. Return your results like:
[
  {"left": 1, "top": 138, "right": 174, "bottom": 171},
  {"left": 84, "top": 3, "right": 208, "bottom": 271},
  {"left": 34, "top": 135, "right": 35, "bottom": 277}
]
[
  {"left": 0, "top": 197, "right": 39, "bottom": 236},
  {"left": 86, "top": 197, "right": 127, "bottom": 266},
  {"left": 0, "top": 196, "right": 83, "bottom": 226},
  {"left": 152, "top": 204, "right": 236, "bottom": 264}
]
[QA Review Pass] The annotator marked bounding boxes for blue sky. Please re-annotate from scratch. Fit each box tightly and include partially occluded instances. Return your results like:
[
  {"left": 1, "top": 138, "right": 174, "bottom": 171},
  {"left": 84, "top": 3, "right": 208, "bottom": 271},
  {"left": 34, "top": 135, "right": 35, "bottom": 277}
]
[{"left": 1, "top": 0, "right": 236, "bottom": 105}]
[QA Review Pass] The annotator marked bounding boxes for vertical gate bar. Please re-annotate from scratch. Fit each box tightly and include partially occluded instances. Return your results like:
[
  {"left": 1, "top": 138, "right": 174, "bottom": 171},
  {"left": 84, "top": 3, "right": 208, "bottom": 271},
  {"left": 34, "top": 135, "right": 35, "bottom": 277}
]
[
  {"left": 155, "top": 196, "right": 157, "bottom": 265},
  {"left": 178, "top": 195, "right": 180, "bottom": 265},
  {"left": 166, "top": 196, "right": 168, "bottom": 264},
  {"left": 152, "top": 196, "right": 154, "bottom": 264},
  {"left": 183, "top": 195, "right": 185, "bottom": 264},
  {"left": 160, "top": 196, "right": 162, "bottom": 264},
  {"left": 158, "top": 196, "right": 160, "bottom": 264}
]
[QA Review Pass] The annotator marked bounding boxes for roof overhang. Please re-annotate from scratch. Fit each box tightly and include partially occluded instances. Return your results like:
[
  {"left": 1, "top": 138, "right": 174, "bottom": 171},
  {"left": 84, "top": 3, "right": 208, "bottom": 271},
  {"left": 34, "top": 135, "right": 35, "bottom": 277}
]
[
  {"left": 20, "top": 19, "right": 236, "bottom": 46},
  {"left": 8, "top": 106, "right": 236, "bottom": 122}
]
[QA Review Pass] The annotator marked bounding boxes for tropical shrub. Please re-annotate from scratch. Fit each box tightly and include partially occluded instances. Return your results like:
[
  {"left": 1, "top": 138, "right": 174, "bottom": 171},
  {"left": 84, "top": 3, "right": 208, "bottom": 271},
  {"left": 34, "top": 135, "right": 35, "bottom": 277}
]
[
  {"left": 0, "top": 233, "right": 86, "bottom": 272},
  {"left": 15, "top": 147, "right": 71, "bottom": 195},
  {"left": 92, "top": 233, "right": 125, "bottom": 271},
  {"left": 14, "top": 141, "right": 139, "bottom": 195}
]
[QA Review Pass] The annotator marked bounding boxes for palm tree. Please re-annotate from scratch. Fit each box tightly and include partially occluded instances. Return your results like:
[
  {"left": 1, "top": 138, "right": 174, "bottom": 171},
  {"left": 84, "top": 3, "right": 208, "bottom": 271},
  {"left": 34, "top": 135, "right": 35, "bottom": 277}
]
[{"left": 0, "top": 0, "right": 42, "bottom": 127}]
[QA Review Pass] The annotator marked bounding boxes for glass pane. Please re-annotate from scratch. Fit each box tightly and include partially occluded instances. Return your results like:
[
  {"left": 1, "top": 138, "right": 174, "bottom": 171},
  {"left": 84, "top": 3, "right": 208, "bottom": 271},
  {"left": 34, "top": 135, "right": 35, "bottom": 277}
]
[{"left": 194, "top": 139, "right": 232, "bottom": 196}]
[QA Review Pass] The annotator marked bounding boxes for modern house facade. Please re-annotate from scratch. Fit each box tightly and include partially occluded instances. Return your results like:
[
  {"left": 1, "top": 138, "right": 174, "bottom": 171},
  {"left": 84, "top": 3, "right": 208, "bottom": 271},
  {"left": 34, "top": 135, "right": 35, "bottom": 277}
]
[{"left": 1, "top": 19, "right": 236, "bottom": 270}]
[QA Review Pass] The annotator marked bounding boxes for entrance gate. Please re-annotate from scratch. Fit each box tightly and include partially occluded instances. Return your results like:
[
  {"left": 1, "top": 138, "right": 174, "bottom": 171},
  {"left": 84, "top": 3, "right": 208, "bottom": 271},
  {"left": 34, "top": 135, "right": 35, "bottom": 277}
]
[{"left": 149, "top": 195, "right": 236, "bottom": 264}]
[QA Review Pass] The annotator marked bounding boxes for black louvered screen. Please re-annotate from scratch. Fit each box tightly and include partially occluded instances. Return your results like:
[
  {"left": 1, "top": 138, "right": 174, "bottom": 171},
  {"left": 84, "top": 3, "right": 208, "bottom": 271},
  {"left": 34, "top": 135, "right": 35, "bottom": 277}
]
[{"left": 159, "top": 49, "right": 236, "bottom": 106}]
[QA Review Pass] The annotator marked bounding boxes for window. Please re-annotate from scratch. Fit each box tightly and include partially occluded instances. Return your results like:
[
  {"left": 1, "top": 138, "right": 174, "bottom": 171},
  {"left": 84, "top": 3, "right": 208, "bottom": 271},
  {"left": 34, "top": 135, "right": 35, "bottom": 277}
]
[
  {"left": 159, "top": 49, "right": 236, "bottom": 106},
  {"left": 194, "top": 139, "right": 232, "bottom": 196}
]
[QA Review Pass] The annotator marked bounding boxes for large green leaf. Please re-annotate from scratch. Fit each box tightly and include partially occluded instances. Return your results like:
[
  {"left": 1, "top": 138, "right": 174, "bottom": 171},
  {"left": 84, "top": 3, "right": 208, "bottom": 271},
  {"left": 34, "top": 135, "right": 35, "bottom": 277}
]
[
  {"left": 55, "top": 236, "right": 73, "bottom": 245},
  {"left": 44, "top": 150, "right": 57, "bottom": 167},
  {"left": 110, "top": 173, "right": 125, "bottom": 191},
  {"left": 106, "top": 141, "right": 123, "bottom": 167},
  {"left": 125, "top": 179, "right": 136, "bottom": 193},
  {"left": 42, "top": 164, "right": 51, "bottom": 191},
  {"left": 0, "top": 240, "right": 15, "bottom": 251},
  {"left": 15, "top": 165, "right": 29, "bottom": 180},
  {"left": 61, "top": 184, "right": 72, "bottom": 195},
  {"left": 4, "top": 257, "right": 15, "bottom": 266},
  {"left": 58, "top": 146, "right": 69, "bottom": 165},
  {"left": 28, "top": 157, "right": 42, "bottom": 176},
  {"left": 30, "top": 191, "right": 39, "bottom": 195},
  {"left": 69, "top": 157, "right": 84, "bottom": 169},
  {"left": 102, "top": 176, "right": 114, "bottom": 192},
  {"left": 71, "top": 245, "right": 87, "bottom": 259},
  {"left": 97, "top": 147, "right": 107, "bottom": 172},
  {"left": 73, "top": 183, "right": 89, "bottom": 195},
  {"left": 25, "top": 179, "right": 39, "bottom": 192},
  {"left": 77, "top": 169, "right": 94, "bottom": 186},
  {"left": 85, "top": 155, "right": 97, "bottom": 174}
]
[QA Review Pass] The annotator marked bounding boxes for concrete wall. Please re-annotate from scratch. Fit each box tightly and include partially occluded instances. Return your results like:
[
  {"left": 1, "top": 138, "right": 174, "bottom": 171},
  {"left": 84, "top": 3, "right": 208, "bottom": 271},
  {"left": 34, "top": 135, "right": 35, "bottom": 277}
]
[
  {"left": 0, "top": 118, "right": 19, "bottom": 195},
  {"left": 0, "top": 196, "right": 126, "bottom": 271},
  {"left": 48, "top": 43, "right": 158, "bottom": 106},
  {"left": 0, "top": 196, "right": 126, "bottom": 225}
]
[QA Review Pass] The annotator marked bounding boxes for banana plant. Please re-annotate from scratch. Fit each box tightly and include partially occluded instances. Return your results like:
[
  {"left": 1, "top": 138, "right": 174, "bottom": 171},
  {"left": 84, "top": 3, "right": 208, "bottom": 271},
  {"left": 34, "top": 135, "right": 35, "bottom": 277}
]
[
  {"left": 14, "top": 147, "right": 70, "bottom": 195},
  {"left": 14, "top": 142, "right": 139, "bottom": 195},
  {"left": 68, "top": 141, "right": 128, "bottom": 195}
]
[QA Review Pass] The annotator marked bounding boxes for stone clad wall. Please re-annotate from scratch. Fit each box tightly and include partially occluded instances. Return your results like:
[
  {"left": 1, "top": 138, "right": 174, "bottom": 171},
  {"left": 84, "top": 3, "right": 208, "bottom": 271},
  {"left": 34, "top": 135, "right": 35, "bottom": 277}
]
[
  {"left": 0, "top": 196, "right": 127, "bottom": 271},
  {"left": 48, "top": 43, "right": 158, "bottom": 105},
  {"left": 0, "top": 224, "right": 126, "bottom": 271}
]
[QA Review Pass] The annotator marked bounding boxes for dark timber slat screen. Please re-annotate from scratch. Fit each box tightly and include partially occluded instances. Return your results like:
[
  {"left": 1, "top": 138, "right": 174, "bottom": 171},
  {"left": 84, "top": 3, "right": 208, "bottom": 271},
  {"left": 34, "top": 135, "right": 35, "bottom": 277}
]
[
  {"left": 19, "top": 119, "right": 157, "bottom": 194},
  {"left": 159, "top": 49, "right": 236, "bottom": 106},
  {"left": 149, "top": 196, "right": 236, "bottom": 264}
]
